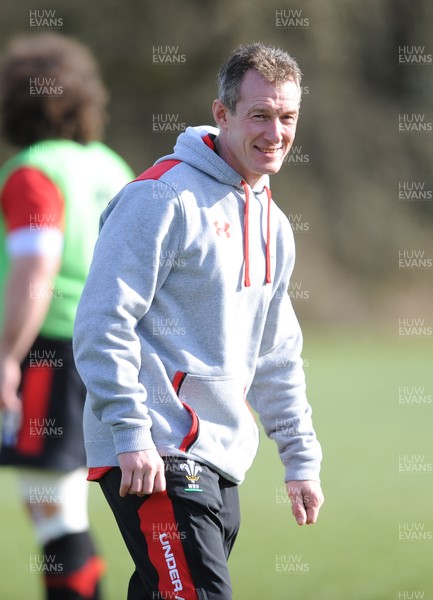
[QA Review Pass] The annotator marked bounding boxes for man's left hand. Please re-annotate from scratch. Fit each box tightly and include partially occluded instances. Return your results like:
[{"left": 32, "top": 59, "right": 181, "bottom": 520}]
[{"left": 286, "top": 480, "right": 324, "bottom": 526}]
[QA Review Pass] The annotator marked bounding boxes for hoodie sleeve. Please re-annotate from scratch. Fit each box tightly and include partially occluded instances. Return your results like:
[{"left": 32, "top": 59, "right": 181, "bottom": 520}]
[
  {"left": 247, "top": 224, "right": 322, "bottom": 484},
  {"left": 73, "top": 180, "right": 184, "bottom": 456}
]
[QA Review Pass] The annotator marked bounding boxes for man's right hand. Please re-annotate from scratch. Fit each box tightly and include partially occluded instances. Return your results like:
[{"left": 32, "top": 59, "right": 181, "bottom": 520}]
[
  {"left": 117, "top": 449, "right": 166, "bottom": 497},
  {"left": 0, "top": 354, "right": 22, "bottom": 411}
]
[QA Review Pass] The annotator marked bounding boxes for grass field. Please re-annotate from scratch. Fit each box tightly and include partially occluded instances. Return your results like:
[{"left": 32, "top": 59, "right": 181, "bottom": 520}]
[{"left": 1, "top": 330, "right": 432, "bottom": 600}]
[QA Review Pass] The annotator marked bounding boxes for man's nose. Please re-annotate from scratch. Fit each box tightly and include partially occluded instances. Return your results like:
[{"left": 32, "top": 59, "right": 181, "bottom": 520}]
[{"left": 263, "top": 118, "right": 283, "bottom": 144}]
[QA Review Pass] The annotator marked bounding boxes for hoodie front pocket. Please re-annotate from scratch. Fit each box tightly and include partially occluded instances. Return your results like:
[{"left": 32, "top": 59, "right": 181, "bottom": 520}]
[
  {"left": 172, "top": 371, "right": 199, "bottom": 451},
  {"left": 172, "top": 371, "right": 258, "bottom": 466}
]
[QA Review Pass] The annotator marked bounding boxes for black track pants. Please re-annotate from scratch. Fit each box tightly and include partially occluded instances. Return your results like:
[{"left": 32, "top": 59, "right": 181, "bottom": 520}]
[{"left": 99, "top": 458, "right": 240, "bottom": 600}]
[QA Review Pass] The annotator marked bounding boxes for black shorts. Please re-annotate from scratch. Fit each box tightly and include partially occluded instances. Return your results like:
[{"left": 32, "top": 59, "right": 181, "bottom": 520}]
[
  {"left": 98, "top": 458, "right": 240, "bottom": 600},
  {"left": 0, "top": 335, "right": 86, "bottom": 471}
]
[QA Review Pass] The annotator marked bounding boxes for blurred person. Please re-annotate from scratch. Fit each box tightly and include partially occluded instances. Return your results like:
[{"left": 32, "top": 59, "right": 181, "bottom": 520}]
[
  {"left": 74, "top": 43, "right": 323, "bottom": 599},
  {"left": 0, "top": 32, "right": 134, "bottom": 600}
]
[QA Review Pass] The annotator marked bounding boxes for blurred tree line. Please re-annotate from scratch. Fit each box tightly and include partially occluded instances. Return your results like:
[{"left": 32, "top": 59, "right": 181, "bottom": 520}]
[{"left": 0, "top": 0, "right": 432, "bottom": 326}]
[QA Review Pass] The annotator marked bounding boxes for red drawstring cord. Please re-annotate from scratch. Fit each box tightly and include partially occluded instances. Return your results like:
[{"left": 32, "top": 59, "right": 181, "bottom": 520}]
[
  {"left": 241, "top": 181, "right": 272, "bottom": 287},
  {"left": 242, "top": 181, "right": 251, "bottom": 287},
  {"left": 264, "top": 186, "right": 272, "bottom": 284}
]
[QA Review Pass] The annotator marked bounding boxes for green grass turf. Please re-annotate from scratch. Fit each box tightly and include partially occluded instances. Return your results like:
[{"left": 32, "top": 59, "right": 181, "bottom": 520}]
[{"left": 1, "top": 330, "right": 432, "bottom": 599}]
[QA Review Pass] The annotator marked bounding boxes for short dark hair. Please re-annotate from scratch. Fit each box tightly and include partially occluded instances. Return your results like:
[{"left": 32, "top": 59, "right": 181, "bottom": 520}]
[
  {"left": 0, "top": 33, "right": 108, "bottom": 147},
  {"left": 218, "top": 43, "right": 302, "bottom": 112}
]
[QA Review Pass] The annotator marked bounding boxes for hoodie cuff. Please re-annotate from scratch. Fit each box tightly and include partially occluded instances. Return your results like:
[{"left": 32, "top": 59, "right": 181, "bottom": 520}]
[
  {"left": 112, "top": 426, "right": 156, "bottom": 456},
  {"left": 284, "top": 460, "right": 322, "bottom": 483}
]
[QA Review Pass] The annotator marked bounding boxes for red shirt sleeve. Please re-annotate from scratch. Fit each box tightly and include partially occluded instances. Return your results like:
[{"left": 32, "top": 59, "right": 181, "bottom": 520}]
[{"left": 0, "top": 167, "right": 64, "bottom": 233}]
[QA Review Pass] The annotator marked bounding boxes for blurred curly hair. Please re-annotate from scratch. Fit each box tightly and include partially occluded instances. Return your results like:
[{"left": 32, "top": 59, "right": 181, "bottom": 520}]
[{"left": 0, "top": 33, "right": 108, "bottom": 147}]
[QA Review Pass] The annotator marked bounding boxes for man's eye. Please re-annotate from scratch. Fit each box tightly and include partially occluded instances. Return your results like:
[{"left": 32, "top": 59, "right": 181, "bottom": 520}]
[{"left": 252, "top": 114, "right": 266, "bottom": 119}]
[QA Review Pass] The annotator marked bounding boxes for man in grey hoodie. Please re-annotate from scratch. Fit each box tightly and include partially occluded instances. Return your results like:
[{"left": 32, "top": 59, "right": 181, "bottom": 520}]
[{"left": 74, "top": 43, "right": 324, "bottom": 600}]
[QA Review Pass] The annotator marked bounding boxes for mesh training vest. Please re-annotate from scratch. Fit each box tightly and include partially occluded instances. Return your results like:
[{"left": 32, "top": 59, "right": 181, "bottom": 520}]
[{"left": 0, "top": 139, "right": 133, "bottom": 338}]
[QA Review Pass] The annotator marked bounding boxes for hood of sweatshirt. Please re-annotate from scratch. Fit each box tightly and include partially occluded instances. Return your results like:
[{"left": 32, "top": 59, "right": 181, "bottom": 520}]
[
  {"left": 152, "top": 125, "right": 273, "bottom": 286},
  {"left": 157, "top": 125, "right": 270, "bottom": 191}
]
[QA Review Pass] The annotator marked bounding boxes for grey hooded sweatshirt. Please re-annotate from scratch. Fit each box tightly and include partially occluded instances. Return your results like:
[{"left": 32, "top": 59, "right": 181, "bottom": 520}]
[{"left": 73, "top": 125, "right": 322, "bottom": 485}]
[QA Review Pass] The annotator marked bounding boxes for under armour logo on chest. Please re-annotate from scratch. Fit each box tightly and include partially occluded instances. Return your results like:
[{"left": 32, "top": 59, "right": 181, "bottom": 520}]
[{"left": 214, "top": 221, "right": 231, "bottom": 238}]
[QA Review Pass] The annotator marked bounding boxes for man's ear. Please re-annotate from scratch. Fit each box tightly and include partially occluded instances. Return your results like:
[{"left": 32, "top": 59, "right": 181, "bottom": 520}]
[{"left": 212, "top": 99, "right": 230, "bottom": 130}]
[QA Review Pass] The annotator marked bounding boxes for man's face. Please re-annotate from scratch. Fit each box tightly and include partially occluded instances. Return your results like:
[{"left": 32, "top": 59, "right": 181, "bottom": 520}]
[{"left": 213, "top": 69, "right": 301, "bottom": 188}]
